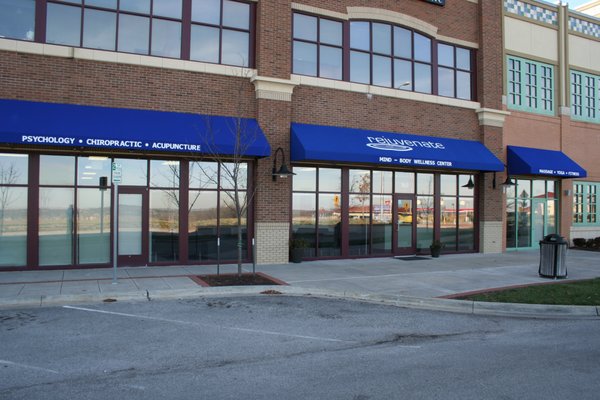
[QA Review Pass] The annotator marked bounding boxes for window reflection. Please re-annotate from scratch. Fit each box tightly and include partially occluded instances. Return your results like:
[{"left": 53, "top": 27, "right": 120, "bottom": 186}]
[
  {"left": 222, "top": 29, "right": 249, "bottom": 66},
  {"left": 188, "top": 191, "right": 218, "bottom": 261},
  {"left": 223, "top": 0, "right": 249, "bottom": 29},
  {"left": 192, "top": 0, "right": 220, "bottom": 24},
  {"left": 39, "top": 188, "right": 74, "bottom": 266},
  {"left": 318, "top": 194, "right": 341, "bottom": 256},
  {"left": 78, "top": 156, "right": 111, "bottom": 187},
  {"left": 150, "top": 160, "right": 180, "bottom": 188},
  {"left": 118, "top": 14, "right": 149, "bottom": 55},
  {"left": 294, "top": 41, "right": 317, "bottom": 76},
  {"left": 40, "top": 155, "right": 75, "bottom": 186},
  {"left": 83, "top": 9, "right": 116, "bottom": 51},
  {"left": 151, "top": 19, "right": 181, "bottom": 58},
  {"left": 77, "top": 188, "right": 110, "bottom": 264},
  {"left": 191, "top": 25, "right": 220, "bottom": 63},
  {"left": 0, "top": 187, "right": 27, "bottom": 267},
  {"left": 0, "top": 154, "right": 28, "bottom": 185},
  {"left": 114, "top": 158, "right": 147, "bottom": 186},
  {"left": 46, "top": 3, "right": 81, "bottom": 46},
  {"left": 150, "top": 189, "right": 179, "bottom": 262},
  {"left": 0, "top": 0, "right": 35, "bottom": 41}
]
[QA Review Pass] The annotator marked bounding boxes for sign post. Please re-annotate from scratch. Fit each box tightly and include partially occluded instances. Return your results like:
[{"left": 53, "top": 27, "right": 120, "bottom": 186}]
[{"left": 112, "top": 163, "right": 122, "bottom": 284}]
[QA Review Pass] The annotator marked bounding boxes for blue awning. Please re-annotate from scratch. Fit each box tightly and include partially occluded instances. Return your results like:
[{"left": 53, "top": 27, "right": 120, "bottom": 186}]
[
  {"left": 291, "top": 123, "right": 504, "bottom": 172},
  {"left": 0, "top": 99, "right": 270, "bottom": 157},
  {"left": 507, "top": 146, "right": 586, "bottom": 178}
]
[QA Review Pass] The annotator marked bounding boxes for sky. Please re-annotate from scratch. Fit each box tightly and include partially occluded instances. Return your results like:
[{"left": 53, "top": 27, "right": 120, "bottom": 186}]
[{"left": 562, "top": 0, "right": 594, "bottom": 9}]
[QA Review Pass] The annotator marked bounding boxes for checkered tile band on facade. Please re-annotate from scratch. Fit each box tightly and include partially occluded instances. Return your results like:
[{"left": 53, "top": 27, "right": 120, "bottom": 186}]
[
  {"left": 504, "top": 0, "right": 558, "bottom": 26},
  {"left": 569, "top": 16, "right": 600, "bottom": 39}
]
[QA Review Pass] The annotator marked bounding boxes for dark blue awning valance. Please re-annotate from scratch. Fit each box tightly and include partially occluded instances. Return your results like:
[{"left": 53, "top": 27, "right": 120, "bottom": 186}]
[
  {"left": 507, "top": 146, "right": 586, "bottom": 178},
  {"left": 0, "top": 99, "right": 270, "bottom": 157},
  {"left": 291, "top": 123, "right": 504, "bottom": 172}
]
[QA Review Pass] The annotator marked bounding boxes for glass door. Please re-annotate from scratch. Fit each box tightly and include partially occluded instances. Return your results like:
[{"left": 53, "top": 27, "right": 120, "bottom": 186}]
[
  {"left": 532, "top": 198, "right": 546, "bottom": 247},
  {"left": 394, "top": 195, "right": 416, "bottom": 254},
  {"left": 117, "top": 187, "right": 148, "bottom": 266}
]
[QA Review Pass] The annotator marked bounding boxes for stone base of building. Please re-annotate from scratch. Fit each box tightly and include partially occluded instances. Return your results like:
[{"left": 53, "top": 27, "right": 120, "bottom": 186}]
[
  {"left": 479, "top": 221, "right": 503, "bottom": 253},
  {"left": 255, "top": 222, "right": 290, "bottom": 264}
]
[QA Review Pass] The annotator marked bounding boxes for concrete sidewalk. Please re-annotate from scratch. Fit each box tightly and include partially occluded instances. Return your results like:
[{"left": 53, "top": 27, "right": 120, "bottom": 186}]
[{"left": 0, "top": 249, "right": 599, "bottom": 317}]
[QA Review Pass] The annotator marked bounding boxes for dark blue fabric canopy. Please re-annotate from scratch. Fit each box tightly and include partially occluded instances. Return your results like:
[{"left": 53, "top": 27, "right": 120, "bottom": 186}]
[
  {"left": 0, "top": 99, "right": 270, "bottom": 157},
  {"left": 507, "top": 146, "right": 586, "bottom": 178},
  {"left": 291, "top": 123, "right": 504, "bottom": 172}
]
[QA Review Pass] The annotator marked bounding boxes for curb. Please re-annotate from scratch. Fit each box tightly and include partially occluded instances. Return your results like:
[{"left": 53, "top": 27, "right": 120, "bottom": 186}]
[{"left": 0, "top": 285, "right": 598, "bottom": 319}]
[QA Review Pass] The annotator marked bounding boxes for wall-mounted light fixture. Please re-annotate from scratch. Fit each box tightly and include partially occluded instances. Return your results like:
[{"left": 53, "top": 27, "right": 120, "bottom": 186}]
[
  {"left": 272, "top": 147, "right": 295, "bottom": 181},
  {"left": 461, "top": 175, "right": 475, "bottom": 190},
  {"left": 492, "top": 166, "right": 516, "bottom": 189},
  {"left": 564, "top": 189, "right": 572, "bottom": 196}
]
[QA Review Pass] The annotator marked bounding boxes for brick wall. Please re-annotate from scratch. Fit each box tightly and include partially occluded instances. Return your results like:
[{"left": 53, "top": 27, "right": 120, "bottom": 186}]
[
  {"left": 292, "top": 87, "right": 480, "bottom": 140},
  {"left": 0, "top": 51, "right": 257, "bottom": 118}
]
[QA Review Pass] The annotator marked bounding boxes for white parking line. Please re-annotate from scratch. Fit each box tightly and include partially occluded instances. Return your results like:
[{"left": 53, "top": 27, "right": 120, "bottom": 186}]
[
  {"left": 63, "top": 305, "right": 355, "bottom": 344},
  {"left": 0, "top": 359, "right": 59, "bottom": 374}
]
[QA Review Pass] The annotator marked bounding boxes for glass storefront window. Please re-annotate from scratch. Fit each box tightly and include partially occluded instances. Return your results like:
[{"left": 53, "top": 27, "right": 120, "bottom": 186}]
[
  {"left": 220, "top": 191, "right": 248, "bottom": 260},
  {"left": 395, "top": 172, "right": 415, "bottom": 193},
  {"left": 416, "top": 195, "right": 434, "bottom": 249},
  {"left": 371, "top": 194, "right": 392, "bottom": 253},
  {"left": 319, "top": 168, "right": 341, "bottom": 192},
  {"left": 440, "top": 196, "right": 457, "bottom": 248},
  {"left": 372, "top": 171, "right": 392, "bottom": 194},
  {"left": 292, "top": 192, "right": 316, "bottom": 257},
  {"left": 115, "top": 158, "right": 147, "bottom": 186},
  {"left": 150, "top": 160, "right": 180, "bottom": 188},
  {"left": 40, "top": 155, "right": 75, "bottom": 186},
  {"left": 293, "top": 167, "right": 316, "bottom": 191},
  {"left": 0, "top": 186, "right": 27, "bottom": 267},
  {"left": 458, "top": 197, "right": 474, "bottom": 251},
  {"left": 188, "top": 191, "right": 218, "bottom": 261},
  {"left": 150, "top": 189, "right": 179, "bottom": 262},
  {"left": 189, "top": 161, "right": 218, "bottom": 189},
  {"left": 318, "top": 193, "right": 341, "bottom": 256},
  {"left": 440, "top": 175, "right": 457, "bottom": 196},
  {"left": 417, "top": 173, "right": 434, "bottom": 195},
  {"left": 77, "top": 188, "right": 110, "bottom": 264},
  {"left": 349, "top": 194, "right": 370, "bottom": 256},
  {"left": 39, "top": 187, "right": 74, "bottom": 266},
  {"left": 0, "top": 153, "right": 28, "bottom": 185},
  {"left": 349, "top": 169, "right": 370, "bottom": 193},
  {"left": 220, "top": 162, "right": 248, "bottom": 190},
  {"left": 78, "top": 156, "right": 111, "bottom": 187},
  {"left": 506, "top": 178, "right": 561, "bottom": 250}
]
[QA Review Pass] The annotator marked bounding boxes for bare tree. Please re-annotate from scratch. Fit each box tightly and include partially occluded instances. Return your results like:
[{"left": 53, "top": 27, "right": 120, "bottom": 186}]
[
  {"left": 193, "top": 68, "right": 262, "bottom": 276},
  {"left": 0, "top": 163, "right": 20, "bottom": 235}
]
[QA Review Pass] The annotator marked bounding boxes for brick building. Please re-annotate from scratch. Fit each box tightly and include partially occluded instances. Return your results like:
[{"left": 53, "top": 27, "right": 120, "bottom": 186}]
[{"left": 0, "top": 0, "right": 596, "bottom": 271}]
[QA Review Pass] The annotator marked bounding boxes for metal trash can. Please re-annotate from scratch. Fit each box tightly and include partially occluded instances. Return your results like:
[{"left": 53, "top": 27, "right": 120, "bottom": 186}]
[{"left": 538, "top": 234, "right": 568, "bottom": 279}]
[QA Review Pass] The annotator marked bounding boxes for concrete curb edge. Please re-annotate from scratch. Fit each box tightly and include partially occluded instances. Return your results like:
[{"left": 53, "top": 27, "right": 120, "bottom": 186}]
[{"left": 0, "top": 285, "right": 598, "bottom": 319}]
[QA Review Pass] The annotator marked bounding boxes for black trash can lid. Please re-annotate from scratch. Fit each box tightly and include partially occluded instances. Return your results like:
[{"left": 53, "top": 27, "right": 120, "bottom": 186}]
[{"left": 542, "top": 234, "right": 567, "bottom": 243}]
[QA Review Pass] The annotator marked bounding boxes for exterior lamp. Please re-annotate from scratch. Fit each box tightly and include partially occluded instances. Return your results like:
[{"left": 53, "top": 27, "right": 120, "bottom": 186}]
[
  {"left": 272, "top": 147, "right": 295, "bottom": 181},
  {"left": 502, "top": 176, "right": 516, "bottom": 186},
  {"left": 461, "top": 175, "right": 475, "bottom": 190}
]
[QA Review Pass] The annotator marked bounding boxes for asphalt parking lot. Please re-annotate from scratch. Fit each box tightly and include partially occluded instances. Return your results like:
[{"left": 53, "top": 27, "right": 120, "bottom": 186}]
[{"left": 1, "top": 295, "right": 599, "bottom": 400}]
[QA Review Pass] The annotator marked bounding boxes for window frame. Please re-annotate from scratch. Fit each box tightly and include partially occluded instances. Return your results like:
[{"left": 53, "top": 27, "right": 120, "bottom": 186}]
[
  {"left": 290, "top": 12, "right": 477, "bottom": 101},
  {"left": 3, "top": 0, "right": 255, "bottom": 67},
  {"left": 507, "top": 55, "right": 555, "bottom": 116},
  {"left": 291, "top": 12, "right": 344, "bottom": 80},
  {"left": 573, "top": 182, "right": 600, "bottom": 226},
  {"left": 571, "top": 70, "right": 600, "bottom": 124}
]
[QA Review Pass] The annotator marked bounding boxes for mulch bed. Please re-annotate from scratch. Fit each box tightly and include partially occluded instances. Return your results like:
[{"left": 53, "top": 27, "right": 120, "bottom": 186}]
[{"left": 191, "top": 272, "right": 287, "bottom": 287}]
